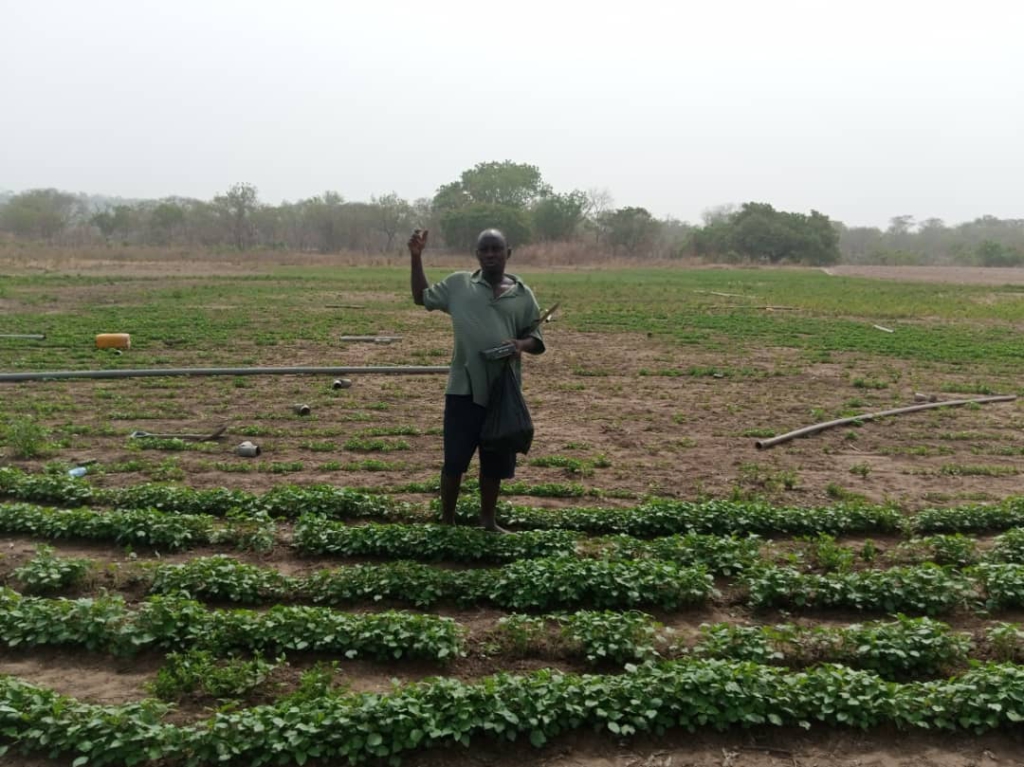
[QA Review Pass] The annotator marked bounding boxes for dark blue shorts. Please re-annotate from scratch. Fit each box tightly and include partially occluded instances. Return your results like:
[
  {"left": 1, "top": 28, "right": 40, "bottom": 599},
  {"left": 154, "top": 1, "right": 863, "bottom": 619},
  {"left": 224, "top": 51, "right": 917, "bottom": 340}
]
[{"left": 443, "top": 394, "right": 517, "bottom": 480}]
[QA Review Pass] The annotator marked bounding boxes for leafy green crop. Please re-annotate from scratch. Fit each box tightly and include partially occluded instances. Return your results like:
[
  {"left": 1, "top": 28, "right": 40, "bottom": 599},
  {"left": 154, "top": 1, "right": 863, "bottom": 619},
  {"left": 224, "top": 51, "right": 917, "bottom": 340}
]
[
  {"left": 972, "top": 563, "right": 1024, "bottom": 609},
  {"left": 293, "top": 517, "right": 579, "bottom": 563},
  {"left": 488, "top": 611, "right": 662, "bottom": 665},
  {"left": 11, "top": 545, "right": 92, "bottom": 594},
  {"left": 149, "top": 650, "right": 278, "bottom": 701},
  {"left": 0, "top": 502, "right": 216, "bottom": 550},
  {"left": 3, "top": 660, "right": 1024, "bottom": 766},
  {"left": 148, "top": 556, "right": 292, "bottom": 603},
  {"left": 983, "top": 622, "right": 1024, "bottom": 662},
  {"left": 744, "top": 565, "right": 976, "bottom": 615},
  {"left": 604, "top": 533, "right": 761, "bottom": 575},
  {"left": 7, "top": 466, "right": 1024, "bottom": 543},
  {"left": 911, "top": 502, "right": 1024, "bottom": 533},
  {"left": 476, "top": 498, "right": 902, "bottom": 537},
  {"left": 988, "top": 528, "right": 1024, "bottom": 564},
  {"left": 558, "top": 610, "right": 662, "bottom": 665},
  {"left": 0, "top": 589, "right": 463, "bottom": 661},
  {"left": 883, "top": 534, "right": 980, "bottom": 568},
  {"left": 692, "top": 616, "right": 970, "bottom": 678},
  {"left": 147, "top": 555, "right": 714, "bottom": 612}
]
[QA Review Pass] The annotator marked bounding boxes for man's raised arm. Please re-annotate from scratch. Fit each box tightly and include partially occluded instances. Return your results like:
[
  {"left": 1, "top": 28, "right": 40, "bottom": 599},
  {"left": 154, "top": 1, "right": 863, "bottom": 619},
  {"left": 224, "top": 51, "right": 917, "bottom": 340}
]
[{"left": 408, "top": 229, "right": 429, "bottom": 305}]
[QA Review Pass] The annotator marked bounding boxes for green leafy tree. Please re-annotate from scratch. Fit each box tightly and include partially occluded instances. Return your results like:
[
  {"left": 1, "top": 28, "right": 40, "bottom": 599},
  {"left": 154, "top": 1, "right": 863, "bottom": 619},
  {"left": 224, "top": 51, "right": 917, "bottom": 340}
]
[
  {"left": 214, "top": 182, "right": 260, "bottom": 250},
  {"left": 532, "top": 190, "right": 588, "bottom": 241},
  {"left": 604, "top": 207, "right": 660, "bottom": 255},
  {"left": 432, "top": 161, "right": 550, "bottom": 213},
  {"left": 431, "top": 181, "right": 471, "bottom": 214},
  {"left": 301, "top": 192, "right": 346, "bottom": 252},
  {"left": 694, "top": 202, "right": 840, "bottom": 265},
  {"left": 658, "top": 217, "right": 695, "bottom": 258},
  {"left": 370, "top": 192, "right": 412, "bottom": 251},
  {"left": 148, "top": 201, "right": 187, "bottom": 245},
  {"left": 977, "top": 239, "right": 1024, "bottom": 267},
  {"left": 91, "top": 205, "right": 134, "bottom": 241},
  {"left": 798, "top": 210, "right": 842, "bottom": 265},
  {"left": 440, "top": 203, "right": 532, "bottom": 250},
  {"left": 460, "top": 161, "right": 550, "bottom": 207},
  {"left": 729, "top": 203, "right": 791, "bottom": 262},
  {"left": 0, "top": 189, "right": 79, "bottom": 240},
  {"left": 838, "top": 224, "right": 884, "bottom": 263}
]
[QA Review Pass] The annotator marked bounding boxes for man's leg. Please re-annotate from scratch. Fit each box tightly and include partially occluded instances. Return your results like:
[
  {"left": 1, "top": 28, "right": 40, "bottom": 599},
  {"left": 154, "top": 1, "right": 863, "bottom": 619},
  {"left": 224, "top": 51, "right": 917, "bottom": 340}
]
[
  {"left": 479, "top": 449, "right": 516, "bottom": 533},
  {"left": 441, "top": 395, "right": 478, "bottom": 525},
  {"left": 440, "top": 471, "right": 461, "bottom": 525},
  {"left": 478, "top": 475, "right": 507, "bottom": 533}
]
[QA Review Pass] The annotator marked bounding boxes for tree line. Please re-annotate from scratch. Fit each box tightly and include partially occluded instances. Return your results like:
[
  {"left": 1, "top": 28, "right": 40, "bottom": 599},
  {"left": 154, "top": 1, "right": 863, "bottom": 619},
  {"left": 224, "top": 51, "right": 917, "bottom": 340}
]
[{"left": 1, "top": 162, "right": 1021, "bottom": 266}]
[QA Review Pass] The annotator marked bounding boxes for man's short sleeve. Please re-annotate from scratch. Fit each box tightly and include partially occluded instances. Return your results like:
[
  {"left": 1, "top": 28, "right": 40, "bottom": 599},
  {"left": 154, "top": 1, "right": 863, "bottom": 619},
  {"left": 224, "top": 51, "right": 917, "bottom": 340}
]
[
  {"left": 422, "top": 274, "right": 453, "bottom": 312},
  {"left": 521, "top": 286, "right": 547, "bottom": 354}
]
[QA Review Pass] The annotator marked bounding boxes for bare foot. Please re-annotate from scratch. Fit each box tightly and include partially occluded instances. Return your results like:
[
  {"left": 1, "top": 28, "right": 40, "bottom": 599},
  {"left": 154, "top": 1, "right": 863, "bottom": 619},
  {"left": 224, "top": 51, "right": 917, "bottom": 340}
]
[{"left": 481, "top": 523, "right": 510, "bottom": 534}]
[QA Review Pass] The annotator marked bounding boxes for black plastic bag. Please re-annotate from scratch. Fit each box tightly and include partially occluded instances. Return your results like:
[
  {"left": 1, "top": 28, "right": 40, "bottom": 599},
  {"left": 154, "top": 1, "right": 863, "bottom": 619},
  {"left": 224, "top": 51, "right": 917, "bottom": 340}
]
[{"left": 480, "top": 362, "right": 534, "bottom": 454}]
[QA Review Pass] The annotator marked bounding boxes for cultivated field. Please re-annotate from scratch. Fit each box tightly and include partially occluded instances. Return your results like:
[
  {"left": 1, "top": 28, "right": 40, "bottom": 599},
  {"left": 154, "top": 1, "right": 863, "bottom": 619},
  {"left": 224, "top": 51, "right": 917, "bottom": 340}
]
[{"left": 2, "top": 250, "right": 1024, "bottom": 766}]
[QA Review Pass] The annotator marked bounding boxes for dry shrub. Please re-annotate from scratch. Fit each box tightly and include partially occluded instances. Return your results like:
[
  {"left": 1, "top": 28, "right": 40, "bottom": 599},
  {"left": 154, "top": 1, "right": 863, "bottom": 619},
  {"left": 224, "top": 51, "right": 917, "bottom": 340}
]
[{"left": 0, "top": 241, "right": 712, "bottom": 276}]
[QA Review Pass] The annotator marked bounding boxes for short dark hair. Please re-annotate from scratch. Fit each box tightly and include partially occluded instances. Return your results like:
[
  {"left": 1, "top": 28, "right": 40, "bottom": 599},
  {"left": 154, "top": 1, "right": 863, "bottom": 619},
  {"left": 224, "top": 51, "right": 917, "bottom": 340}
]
[{"left": 476, "top": 229, "right": 508, "bottom": 250}]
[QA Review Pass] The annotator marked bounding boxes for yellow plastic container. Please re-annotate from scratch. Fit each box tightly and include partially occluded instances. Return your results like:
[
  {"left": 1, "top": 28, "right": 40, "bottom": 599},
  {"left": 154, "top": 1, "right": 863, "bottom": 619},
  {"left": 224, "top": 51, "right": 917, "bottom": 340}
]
[{"left": 95, "top": 333, "right": 131, "bottom": 350}]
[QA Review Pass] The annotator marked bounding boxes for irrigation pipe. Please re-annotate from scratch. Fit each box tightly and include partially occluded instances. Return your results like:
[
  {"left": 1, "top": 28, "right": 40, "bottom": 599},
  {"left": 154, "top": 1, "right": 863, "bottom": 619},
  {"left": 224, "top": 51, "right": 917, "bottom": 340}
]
[
  {"left": 339, "top": 335, "right": 403, "bottom": 343},
  {"left": 0, "top": 334, "right": 45, "bottom": 340},
  {"left": 755, "top": 395, "right": 1017, "bottom": 450},
  {"left": 0, "top": 366, "right": 449, "bottom": 384}
]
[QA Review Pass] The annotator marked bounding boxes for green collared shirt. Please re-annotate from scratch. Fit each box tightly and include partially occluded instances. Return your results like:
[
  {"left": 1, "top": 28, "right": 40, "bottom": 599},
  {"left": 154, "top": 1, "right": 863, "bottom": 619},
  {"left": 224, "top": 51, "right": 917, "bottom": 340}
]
[{"left": 423, "top": 270, "right": 546, "bottom": 407}]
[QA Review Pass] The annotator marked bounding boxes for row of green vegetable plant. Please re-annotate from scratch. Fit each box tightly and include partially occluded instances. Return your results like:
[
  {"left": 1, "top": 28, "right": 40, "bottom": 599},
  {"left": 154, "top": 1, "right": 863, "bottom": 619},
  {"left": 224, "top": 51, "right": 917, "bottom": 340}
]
[
  {"left": 9, "top": 466, "right": 1024, "bottom": 536},
  {"left": 11, "top": 539, "right": 1024, "bottom": 617},
  {"left": 0, "top": 502, "right": 274, "bottom": 552},
  {"left": 4, "top": 660, "right": 1024, "bottom": 766},
  {"left": 861, "top": 530, "right": 1024, "bottom": 570},
  {"left": 8, "top": 498, "right": 1024, "bottom": 580},
  {"left": 449, "top": 496, "right": 903, "bottom": 536},
  {"left": 293, "top": 517, "right": 762, "bottom": 573},
  {"left": 0, "top": 589, "right": 462, "bottom": 661},
  {"left": 292, "top": 517, "right": 579, "bottom": 563},
  {"left": 486, "top": 611, "right": 662, "bottom": 666},
  {"left": 143, "top": 557, "right": 1024, "bottom": 615},
  {"left": 294, "top": 523, "right": 1024, "bottom": 574},
  {"left": 489, "top": 613, "right": 978, "bottom": 678},
  {"left": 148, "top": 555, "right": 716, "bottom": 611},
  {"left": 689, "top": 615, "right": 970, "bottom": 678},
  {"left": 148, "top": 650, "right": 279, "bottom": 702},
  {"left": 741, "top": 564, "right": 1024, "bottom": 614},
  {"left": 12, "top": 544, "right": 1024, "bottom": 616},
  {"left": 0, "top": 469, "right": 408, "bottom": 521},
  {"left": 1, "top": 583, "right": 1014, "bottom": 678}
]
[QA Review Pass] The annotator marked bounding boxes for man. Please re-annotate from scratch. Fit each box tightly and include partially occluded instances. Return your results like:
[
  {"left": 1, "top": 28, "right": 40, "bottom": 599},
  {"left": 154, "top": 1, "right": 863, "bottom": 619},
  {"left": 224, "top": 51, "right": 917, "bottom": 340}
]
[{"left": 409, "top": 227, "right": 545, "bottom": 532}]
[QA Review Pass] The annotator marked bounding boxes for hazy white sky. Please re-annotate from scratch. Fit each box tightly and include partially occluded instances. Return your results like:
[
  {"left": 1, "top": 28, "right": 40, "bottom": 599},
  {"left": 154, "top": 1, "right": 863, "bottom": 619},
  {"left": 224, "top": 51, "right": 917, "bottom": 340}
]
[{"left": 2, "top": 0, "right": 1021, "bottom": 227}]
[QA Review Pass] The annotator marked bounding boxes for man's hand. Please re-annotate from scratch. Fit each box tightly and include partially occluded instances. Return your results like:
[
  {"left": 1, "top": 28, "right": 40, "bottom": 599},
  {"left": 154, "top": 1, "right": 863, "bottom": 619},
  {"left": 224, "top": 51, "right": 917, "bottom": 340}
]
[
  {"left": 503, "top": 337, "right": 540, "bottom": 360},
  {"left": 408, "top": 229, "right": 429, "bottom": 258}
]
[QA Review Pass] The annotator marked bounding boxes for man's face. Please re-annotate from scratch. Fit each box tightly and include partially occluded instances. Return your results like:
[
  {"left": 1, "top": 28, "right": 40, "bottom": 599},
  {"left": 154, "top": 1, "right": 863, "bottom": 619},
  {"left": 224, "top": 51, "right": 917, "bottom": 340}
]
[{"left": 476, "top": 236, "right": 508, "bottom": 271}]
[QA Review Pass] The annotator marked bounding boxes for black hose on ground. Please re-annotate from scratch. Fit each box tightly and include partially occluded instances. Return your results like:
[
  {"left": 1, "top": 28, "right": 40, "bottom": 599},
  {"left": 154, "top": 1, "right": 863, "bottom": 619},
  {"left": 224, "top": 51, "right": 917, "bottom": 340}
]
[{"left": 0, "top": 366, "right": 449, "bottom": 383}]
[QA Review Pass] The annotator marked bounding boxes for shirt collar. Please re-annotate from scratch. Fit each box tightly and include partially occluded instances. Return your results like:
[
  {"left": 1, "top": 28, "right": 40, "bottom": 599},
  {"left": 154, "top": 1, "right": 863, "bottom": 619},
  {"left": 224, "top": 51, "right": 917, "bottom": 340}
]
[{"left": 471, "top": 269, "right": 520, "bottom": 288}]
